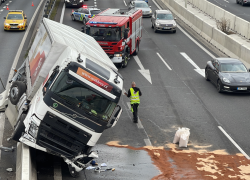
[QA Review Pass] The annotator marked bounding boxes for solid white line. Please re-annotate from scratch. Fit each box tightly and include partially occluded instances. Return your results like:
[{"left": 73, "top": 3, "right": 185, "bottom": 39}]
[
  {"left": 137, "top": 118, "right": 144, "bottom": 129},
  {"left": 5, "top": 0, "right": 45, "bottom": 92},
  {"left": 180, "top": 52, "right": 200, "bottom": 69},
  {"left": 0, "top": 113, "right": 5, "bottom": 160},
  {"left": 152, "top": 0, "right": 216, "bottom": 59},
  {"left": 126, "top": 102, "right": 131, "bottom": 110},
  {"left": 156, "top": 52, "right": 172, "bottom": 70},
  {"left": 218, "top": 126, "right": 250, "bottom": 160},
  {"left": 144, "top": 139, "right": 152, "bottom": 146},
  {"left": 134, "top": 55, "right": 145, "bottom": 70},
  {"left": 60, "top": 3, "right": 65, "bottom": 24},
  {"left": 124, "top": 0, "right": 127, "bottom": 6}
]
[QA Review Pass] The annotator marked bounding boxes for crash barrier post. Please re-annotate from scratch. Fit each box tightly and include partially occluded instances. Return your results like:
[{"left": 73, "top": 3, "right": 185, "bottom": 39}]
[
  {"left": 43, "top": 0, "right": 57, "bottom": 19},
  {"left": 160, "top": 0, "right": 250, "bottom": 65}
]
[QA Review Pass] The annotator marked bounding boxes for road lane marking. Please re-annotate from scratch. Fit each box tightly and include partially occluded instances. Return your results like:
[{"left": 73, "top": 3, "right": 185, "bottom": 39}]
[
  {"left": 218, "top": 126, "right": 250, "bottom": 160},
  {"left": 156, "top": 52, "right": 172, "bottom": 70},
  {"left": 0, "top": 113, "right": 5, "bottom": 161},
  {"left": 134, "top": 55, "right": 152, "bottom": 84},
  {"left": 123, "top": 0, "right": 127, "bottom": 6},
  {"left": 180, "top": 52, "right": 205, "bottom": 77},
  {"left": 60, "top": 3, "right": 65, "bottom": 24},
  {"left": 144, "top": 139, "right": 152, "bottom": 146}
]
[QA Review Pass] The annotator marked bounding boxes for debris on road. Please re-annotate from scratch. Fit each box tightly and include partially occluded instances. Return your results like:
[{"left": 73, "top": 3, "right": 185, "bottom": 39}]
[
  {"left": 107, "top": 141, "right": 250, "bottom": 180},
  {"left": 90, "top": 160, "right": 98, "bottom": 166},
  {"left": 101, "top": 163, "right": 107, "bottom": 167},
  {"left": 0, "top": 146, "right": 15, "bottom": 152},
  {"left": 86, "top": 166, "right": 96, "bottom": 170},
  {"left": 6, "top": 168, "right": 13, "bottom": 172}
]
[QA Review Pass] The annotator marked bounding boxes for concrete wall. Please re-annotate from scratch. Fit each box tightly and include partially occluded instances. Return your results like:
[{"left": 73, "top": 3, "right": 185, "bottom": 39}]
[{"left": 187, "top": 0, "right": 250, "bottom": 39}]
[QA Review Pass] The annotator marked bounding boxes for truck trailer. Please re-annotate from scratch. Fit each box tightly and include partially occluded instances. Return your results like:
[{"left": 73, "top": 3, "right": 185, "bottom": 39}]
[
  {"left": 0, "top": 18, "right": 123, "bottom": 176},
  {"left": 85, "top": 8, "right": 143, "bottom": 68}
]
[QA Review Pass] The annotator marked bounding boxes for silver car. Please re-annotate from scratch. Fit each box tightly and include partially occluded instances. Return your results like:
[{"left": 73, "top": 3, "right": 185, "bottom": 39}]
[
  {"left": 151, "top": 10, "right": 177, "bottom": 33},
  {"left": 129, "top": 1, "right": 152, "bottom": 17}
]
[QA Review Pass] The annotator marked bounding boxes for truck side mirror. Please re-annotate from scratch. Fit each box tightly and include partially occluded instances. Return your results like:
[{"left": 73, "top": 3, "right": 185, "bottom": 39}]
[
  {"left": 106, "top": 105, "right": 122, "bottom": 128},
  {"left": 124, "top": 28, "right": 129, "bottom": 39}
]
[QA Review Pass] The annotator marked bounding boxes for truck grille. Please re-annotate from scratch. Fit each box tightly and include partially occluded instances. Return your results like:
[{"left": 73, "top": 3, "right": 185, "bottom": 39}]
[
  {"left": 36, "top": 112, "right": 92, "bottom": 158},
  {"left": 101, "top": 45, "right": 114, "bottom": 51}
]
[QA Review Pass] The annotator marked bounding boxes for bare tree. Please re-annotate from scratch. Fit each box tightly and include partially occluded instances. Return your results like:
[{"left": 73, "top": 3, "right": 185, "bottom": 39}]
[{"left": 216, "top": 17, "right": 230, "bottom": 34}]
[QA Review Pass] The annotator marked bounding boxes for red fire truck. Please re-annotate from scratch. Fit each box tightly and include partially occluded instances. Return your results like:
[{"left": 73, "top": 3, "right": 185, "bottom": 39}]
[{"left": 85, "top": 8, "right": 143, "bottom": 68}]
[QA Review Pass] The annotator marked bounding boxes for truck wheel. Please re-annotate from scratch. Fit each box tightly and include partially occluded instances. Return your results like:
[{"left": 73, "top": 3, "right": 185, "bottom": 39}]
[
  {"left": 133, "top": 42, "right": 139, "bottom": 55},
  {"left": 12, "top": 114, "right": 26, "bottom": 142},
  {"left": 9, "top": 81, "right": 26, "bottom": 105},
  {"left": 71, "top": 15, "right": 75, "bottom": 21},
  {"left": 122, "top": 52, "right": 129, "bottom": 68},
  {"left": 68, "top": 164, "right": 80, "bottom": 178}
]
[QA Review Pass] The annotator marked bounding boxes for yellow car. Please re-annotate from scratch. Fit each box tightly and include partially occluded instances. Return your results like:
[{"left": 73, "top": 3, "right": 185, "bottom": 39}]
[{"left": 4, "top": 10, "right": 27, "bottom": 31}]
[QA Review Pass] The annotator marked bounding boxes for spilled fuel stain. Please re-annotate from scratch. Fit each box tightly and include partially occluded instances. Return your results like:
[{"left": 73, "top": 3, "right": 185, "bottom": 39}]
[{"left": 106, "top": 141, "right": 250, "bottom": 180}]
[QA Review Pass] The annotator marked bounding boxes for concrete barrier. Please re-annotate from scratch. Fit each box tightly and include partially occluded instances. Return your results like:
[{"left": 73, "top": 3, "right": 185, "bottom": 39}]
[
  {"left": 240, "top": 45, "right": 250, "bottom": 62},
  {"left": 16, "top": 143, "right": 37, "bottom": 180},
  {"left": 211, "top": 28, "right": 226, "bottom": 50},
  {"left": 192, "top": 15, "right": 203, "bottom": 34},
  {"left": 199, "top": 1, "right": 207, "bottom": 12},
  {"left": 224, "top": 11, "right": 236, "bottom": 31},
  {"left": 247, "top": 23, "right": 250, "bottom": 39},
  {"left": 200, "top": 21, "right": 213, "bottom": 41},
  {"left": 224, "top": 36, "right": 242, "bottom": 58},
  {"left": 235, "top": 17, "right": 250, "bottom": 38},
  {"left": 214, "top": 6, "right": 225, "bottom": 21},
  {"left": 205, "top": 2, "right": 215, "bottom": 18}
]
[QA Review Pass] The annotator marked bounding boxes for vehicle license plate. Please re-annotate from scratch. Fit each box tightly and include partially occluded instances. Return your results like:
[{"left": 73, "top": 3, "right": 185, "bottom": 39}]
[
  {"left": 73, "top": 4, "right": 77, "bottom": 5},
  {"left": 10, "top": 26, "right": 17, "bottom": 29},
  {"left": 164, "top": 27, "right": 170, "bottom": 29},
  {"left": 237, "top": 87, "right": 247, "bottom": 90}
]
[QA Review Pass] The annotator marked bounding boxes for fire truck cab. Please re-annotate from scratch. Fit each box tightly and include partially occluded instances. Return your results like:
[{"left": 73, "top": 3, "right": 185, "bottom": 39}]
[{"left": 85, "top": 8, "right": 143, "bottom": 68}]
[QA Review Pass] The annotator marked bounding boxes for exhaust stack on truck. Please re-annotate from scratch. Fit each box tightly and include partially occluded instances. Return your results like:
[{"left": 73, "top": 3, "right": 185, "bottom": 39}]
[{"left": 0, "top": 18, "right": 123, "bottom": 176}]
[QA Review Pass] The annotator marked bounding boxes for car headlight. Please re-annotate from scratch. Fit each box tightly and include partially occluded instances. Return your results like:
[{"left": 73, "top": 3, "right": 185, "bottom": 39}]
[
  {"left": 149, "top": 10, "right": 152, "bottom": 13},
  {"left": 19, "top": 23, "right": 24, "bottom": 26},
  {"left": 4, "top": 22, "right": 9, "bottom": 25},
  {"left": 155, "top": 22, "right": 160, "bottom": 26},
  {"left": 223, "top": 77, "right": 230, "bottom": 83},
  {"left": 173, "top": 22, "right": 177, "bottom": 27},
  {"left": 114, "top": 54, "right": 122, "bottom": 57}
]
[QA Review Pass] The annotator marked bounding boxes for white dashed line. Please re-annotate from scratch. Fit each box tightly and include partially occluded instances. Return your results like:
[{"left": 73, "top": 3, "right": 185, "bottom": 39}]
[
  {"left": 156, "top": 52, "right": 172, "bottom": 70},
  {"left": 6, "top": 3, "right": 9, "bottom": 5},
  {"left": 123, "top": 0, "right": 127, "bottom": 6},
  {"left": 144, "top": 139, "right": 152, "bottom": 146},
  {"left": 0, "top": 10, "right": 3, "bottom": 12},
  {"left": 3, "top": 6, "right": 6, "bottom": 8},
  {"left": 0, "top": 113, "right": 5, "bottom": 161},
  {"left": 218, "top": 126, "right": 250, "bottom": 160}
]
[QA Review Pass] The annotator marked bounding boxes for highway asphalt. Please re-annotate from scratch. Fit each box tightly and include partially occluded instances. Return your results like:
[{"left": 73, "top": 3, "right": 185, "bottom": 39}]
[
  {"left": 0, "top": 0, "right": 250, "bottom": 179},
  {"left": 206, "top": 0, "right": 250, "bottom": 22}
]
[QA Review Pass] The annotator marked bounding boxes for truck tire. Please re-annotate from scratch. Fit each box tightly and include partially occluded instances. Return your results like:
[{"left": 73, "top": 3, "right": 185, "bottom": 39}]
[
  {"left": 9, "top": 81, "right": 27, "bottom": 105},
  {"left": 12, "top": 114, "right": 26, "bottom": 142},
  {"left": 122, "top": 52, "right": 129, "bottom": 68},
  {"left": 133, "top": 42, "right": 139, "bottom": 55}
]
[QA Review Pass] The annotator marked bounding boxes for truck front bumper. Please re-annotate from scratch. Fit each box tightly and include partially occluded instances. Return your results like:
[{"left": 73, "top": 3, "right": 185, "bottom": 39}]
[{"left": 111, "top": 56, "right": 123, "bottom": 63}]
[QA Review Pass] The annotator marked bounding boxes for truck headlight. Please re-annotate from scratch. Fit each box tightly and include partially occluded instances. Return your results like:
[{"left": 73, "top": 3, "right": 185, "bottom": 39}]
[
  {"left": 114, "top": 54, "right": 122, "bottom": 57},
  {"left": 28, "top": 117, "right": 38, "bottom": 138},
  {"left": 223, "top": 77, "right": 230, "bottom": 83}
]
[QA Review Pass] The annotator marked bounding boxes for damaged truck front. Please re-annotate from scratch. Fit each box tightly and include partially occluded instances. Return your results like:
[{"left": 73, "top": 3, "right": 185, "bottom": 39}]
[{"left": 0, "top": 18, "right": 123, "bottom": 176}]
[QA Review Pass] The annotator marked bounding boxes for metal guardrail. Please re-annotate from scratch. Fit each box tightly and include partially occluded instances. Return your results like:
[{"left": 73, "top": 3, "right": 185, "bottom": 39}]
[{"left": 43, "top": 0, "right": 57, "bottom": 19}]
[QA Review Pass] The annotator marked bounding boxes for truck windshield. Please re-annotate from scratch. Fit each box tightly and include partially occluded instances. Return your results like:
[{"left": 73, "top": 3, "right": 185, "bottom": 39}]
[
  {"left": 50, "top": 71, "right": 117, "bottom": 121},
  {"left": 88, "top": 27, "right": 121, "bottom": 41}
]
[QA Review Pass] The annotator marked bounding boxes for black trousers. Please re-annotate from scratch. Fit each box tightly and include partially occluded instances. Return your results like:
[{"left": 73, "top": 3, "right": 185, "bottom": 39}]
[{"left": 131, "top": 103, "right": 139, "bottom": 122}]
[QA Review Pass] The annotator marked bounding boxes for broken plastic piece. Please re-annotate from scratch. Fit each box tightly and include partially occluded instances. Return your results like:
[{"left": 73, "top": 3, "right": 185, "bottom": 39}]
[
  {"left": 101, "top": 163, "right": 107, "bottom": 167},
  {"left": 6, "top": 168, "right": 13, "bottom": 172},
  {"left": 86, "top": 166, "right": 96, "bottom": 170},
  {"left": 94, "top": 167, "right": 101, "bottom": 173},
  {"left": 0, "top": 146, "right": 15, "bottom": 152},
  {"left": 112, "top": 168, "right": 115, "bottom": 171}
]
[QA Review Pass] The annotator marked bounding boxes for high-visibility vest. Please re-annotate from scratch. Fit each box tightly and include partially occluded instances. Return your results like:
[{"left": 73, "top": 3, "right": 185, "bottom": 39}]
[{"left": 130, "top": 88, "right": 140, "bottom": 104}]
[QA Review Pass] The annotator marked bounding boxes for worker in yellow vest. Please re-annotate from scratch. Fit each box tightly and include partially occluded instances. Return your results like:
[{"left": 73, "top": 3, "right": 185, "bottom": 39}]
[{"left": 124, "top": 82, "right": 142, "bottom": 123}]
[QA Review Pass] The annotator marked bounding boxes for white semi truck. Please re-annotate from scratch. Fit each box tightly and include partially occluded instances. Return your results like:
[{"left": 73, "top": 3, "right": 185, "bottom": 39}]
[{"left": 0, "top": 18, "right": 123, "bottom": 176}]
